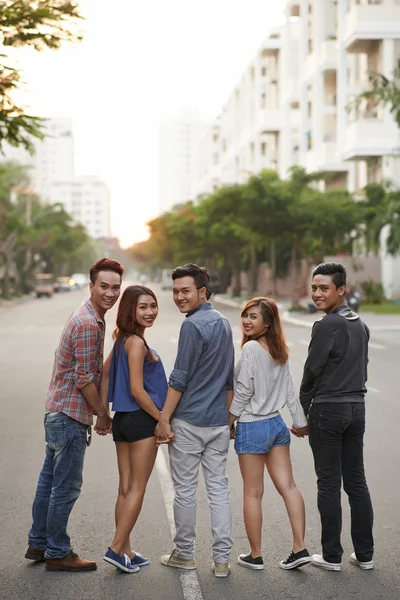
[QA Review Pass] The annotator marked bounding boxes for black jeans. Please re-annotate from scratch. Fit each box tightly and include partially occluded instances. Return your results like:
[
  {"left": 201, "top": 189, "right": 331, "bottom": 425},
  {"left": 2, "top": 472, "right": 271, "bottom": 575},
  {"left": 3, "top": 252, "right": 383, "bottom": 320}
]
[{"left": 308, "top": 402, "right": 374, "bottom": 563}]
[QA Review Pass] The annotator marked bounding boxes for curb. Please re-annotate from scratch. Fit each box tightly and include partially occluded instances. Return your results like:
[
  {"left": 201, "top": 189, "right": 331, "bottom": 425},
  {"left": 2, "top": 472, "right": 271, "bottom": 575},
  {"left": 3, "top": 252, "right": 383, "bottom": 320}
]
[{"left": 0, "top": 294, "right": 34, "bottom": 309}]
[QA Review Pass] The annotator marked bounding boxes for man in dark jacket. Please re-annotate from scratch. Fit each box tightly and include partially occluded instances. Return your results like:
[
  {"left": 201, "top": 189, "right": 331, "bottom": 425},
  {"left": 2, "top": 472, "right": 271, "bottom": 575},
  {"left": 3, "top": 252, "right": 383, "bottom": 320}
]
[{"left": 298, "top": 262, "right": 374, "bottom": 572}]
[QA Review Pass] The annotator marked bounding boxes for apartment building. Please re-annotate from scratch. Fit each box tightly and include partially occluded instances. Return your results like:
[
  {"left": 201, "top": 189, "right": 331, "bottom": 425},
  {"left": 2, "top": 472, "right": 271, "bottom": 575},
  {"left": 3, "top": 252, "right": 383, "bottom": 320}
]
[
  {"left": 197, "top": 0, "right": 400, "bottom": 297},
  {"left": 3, "top": 117, "right": 74, "bottom": 203},
  {"left": 196, "top": 21, "right": 301, "bottom": 197},
  {"left": 48, "top": 176, "right": 111, "bottom": 240},
  {"left": 158, "top": 108, "right": 205, "bottom": 213}
]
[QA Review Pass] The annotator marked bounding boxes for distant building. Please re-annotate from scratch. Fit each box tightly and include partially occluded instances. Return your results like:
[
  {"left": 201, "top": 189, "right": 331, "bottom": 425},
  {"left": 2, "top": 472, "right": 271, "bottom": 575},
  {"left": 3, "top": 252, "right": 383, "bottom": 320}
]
[
  {"left": 158, "top": 108, "right": 205, "bottom": 213},
  {"left": 3, "top": 117, "right": 74, "bottom": 203},
  {"left": 48, "top": 176, "right": 111, "bottom": 240}
]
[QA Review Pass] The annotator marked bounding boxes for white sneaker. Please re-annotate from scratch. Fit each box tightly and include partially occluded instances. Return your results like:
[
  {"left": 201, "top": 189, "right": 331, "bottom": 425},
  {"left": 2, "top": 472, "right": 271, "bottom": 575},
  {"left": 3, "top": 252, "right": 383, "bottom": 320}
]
[
  {"left": 350, "top": 552, "right": 374, "bottom": 570},
  {"left": 311, "top": 554, "right": 341, "bottom": 571}
]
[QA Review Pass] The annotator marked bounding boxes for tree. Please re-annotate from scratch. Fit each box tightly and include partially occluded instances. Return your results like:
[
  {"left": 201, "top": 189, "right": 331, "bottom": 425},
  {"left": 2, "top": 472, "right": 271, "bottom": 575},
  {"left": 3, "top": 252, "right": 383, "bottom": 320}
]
[
  {"left": 354, "top": 58, "right": 400, "bottom": 129},
  {"left": 0, "top": 1, "right": 84, "bottom": 153}
]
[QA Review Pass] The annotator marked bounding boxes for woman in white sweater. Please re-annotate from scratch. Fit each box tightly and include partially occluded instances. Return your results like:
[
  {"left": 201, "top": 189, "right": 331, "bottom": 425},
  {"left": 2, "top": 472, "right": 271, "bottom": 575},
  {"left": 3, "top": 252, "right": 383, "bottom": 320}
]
[{"left": 229, "top": 297, "right": 309, "bottom": 571}]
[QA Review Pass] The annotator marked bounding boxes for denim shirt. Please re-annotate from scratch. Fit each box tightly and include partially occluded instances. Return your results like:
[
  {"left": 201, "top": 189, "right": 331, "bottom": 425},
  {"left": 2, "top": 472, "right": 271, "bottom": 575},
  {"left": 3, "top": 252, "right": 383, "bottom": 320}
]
[{"left": 169, "top": 302, "right": 234, "bottom": 427}]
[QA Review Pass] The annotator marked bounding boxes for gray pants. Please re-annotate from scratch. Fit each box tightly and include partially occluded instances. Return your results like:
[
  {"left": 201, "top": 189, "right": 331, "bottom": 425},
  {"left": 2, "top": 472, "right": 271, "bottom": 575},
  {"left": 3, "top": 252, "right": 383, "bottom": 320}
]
[{"left": 169, "top": 418, "right": 232, "bottom": 563}]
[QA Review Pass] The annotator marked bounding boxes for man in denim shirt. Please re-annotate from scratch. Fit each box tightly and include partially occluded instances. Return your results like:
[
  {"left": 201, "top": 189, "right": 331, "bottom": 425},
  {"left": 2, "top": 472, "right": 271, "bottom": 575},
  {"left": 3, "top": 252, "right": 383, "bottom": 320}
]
[{"left": 157, "top": 264, "right": 234, "bottom": 578}]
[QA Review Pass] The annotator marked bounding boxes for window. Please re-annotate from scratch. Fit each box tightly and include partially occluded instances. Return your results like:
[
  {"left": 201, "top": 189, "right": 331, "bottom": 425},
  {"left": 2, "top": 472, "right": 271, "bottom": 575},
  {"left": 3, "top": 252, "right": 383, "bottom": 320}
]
[
  {"left": 261, "top": 142, "right": 267, "bottom": 156},
  {"left": 261, "top": 93, "right": 266, "bottom": 108},
  {"left": 261, "top": 66, "right": 267, "bottom": 77}
]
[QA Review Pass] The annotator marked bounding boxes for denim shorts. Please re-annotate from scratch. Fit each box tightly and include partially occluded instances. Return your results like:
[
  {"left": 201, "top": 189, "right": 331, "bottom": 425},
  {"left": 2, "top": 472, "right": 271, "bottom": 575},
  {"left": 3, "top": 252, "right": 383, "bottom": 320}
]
[{"left": 234, "top": 415, "right": 290, "bottom": 454}]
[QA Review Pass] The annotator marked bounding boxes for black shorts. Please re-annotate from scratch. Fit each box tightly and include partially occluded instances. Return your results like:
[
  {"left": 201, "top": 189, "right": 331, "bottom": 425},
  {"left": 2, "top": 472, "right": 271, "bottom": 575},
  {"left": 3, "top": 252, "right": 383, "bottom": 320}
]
[{"left": 112, "top": 410, "right": 158, "bottom": 443}]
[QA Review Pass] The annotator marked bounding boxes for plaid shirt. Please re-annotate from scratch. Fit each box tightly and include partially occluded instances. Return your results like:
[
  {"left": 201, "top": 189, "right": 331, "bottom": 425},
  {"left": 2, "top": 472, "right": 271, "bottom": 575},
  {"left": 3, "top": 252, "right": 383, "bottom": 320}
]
[{"left": 45, "top": 299, "right": 105, "bottom": 425}]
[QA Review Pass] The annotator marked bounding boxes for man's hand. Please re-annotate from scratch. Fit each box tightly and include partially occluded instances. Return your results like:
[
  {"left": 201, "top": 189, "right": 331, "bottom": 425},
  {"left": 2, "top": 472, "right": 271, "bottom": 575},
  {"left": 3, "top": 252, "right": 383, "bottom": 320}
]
[
  {"left": 230, "top": 424, "right": 236, "bottom": 440},
  {"left": 155, "top": 419, "right": 174, "bottom": 445},
  {"left": 95, "top": 414, "right": 112, "bottom": 436},
  {"left": 290, "top": 425, "right": 308, "bottom": 438}
]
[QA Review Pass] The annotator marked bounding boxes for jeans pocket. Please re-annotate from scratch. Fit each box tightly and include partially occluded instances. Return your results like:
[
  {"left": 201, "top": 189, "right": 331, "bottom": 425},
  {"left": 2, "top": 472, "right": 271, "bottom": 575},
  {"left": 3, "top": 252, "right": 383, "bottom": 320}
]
[{"left": 45, "top": 413, "right": 67, "bottom": 452}]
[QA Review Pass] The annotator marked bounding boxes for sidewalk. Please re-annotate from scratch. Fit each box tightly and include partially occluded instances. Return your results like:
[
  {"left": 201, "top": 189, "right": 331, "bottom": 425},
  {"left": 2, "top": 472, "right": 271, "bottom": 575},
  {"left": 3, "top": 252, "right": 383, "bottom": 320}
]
[
  {"left": 213, "top": 294, "right": 400, "bottom": 332},
  {"left": 0, "top": 293, "right": 34, "bottom": 309}
]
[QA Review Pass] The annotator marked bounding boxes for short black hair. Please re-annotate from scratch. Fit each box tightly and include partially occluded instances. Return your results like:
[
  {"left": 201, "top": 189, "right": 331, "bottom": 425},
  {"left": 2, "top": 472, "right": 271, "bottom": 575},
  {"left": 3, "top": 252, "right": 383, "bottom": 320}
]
[
  {"left": 172, "top": 263, "right": 211, "bottom": 298},
  {"left": 312, "top": 262, "right": 346, "bottom": 289}
]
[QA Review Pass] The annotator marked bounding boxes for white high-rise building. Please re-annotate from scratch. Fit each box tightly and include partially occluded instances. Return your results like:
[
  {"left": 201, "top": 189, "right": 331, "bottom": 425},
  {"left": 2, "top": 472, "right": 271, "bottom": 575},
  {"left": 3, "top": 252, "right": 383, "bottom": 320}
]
[
  {"left": 48, "top": 176, "right": 111, "bottom": 240},
  {"left": 3, "top": 117, "right": 74, "bottom": 202},
  {"left": 158, "top": 109, "right": 205, "bottom": 213},
  {"left": 196, "top": 0, "right": 400, "bottom": 297}
]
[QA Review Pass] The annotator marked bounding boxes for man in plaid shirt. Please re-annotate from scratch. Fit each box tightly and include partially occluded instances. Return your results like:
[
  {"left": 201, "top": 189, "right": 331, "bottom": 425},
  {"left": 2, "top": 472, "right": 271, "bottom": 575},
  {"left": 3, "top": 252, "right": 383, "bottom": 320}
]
[{"left": 25, "top": 258, "right": 124, "bottom": 572}]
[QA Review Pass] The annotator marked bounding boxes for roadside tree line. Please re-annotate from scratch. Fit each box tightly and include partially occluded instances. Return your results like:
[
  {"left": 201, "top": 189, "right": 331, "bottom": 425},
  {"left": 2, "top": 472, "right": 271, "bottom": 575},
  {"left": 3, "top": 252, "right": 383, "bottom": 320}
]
[
  {"left": 0, "top": 161, "right": 99, "bottom": 297},
  {"left": 129, "top": 167, "right": 400, "bottom": 305}
]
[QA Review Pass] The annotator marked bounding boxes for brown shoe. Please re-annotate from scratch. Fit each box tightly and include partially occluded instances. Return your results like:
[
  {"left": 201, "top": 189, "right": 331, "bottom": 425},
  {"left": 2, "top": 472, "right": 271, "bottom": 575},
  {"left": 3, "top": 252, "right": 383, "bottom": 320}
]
[
  {"left": 46, "top": 550, "right": 97, "bottom": 572},
  {"left": 25, "top": 547, "right": 46, "bottom": 562}
]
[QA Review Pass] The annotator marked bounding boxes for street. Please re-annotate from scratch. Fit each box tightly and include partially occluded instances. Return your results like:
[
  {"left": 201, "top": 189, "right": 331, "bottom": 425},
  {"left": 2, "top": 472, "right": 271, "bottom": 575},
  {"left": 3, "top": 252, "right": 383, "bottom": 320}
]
[{"left": 0, "top": 286, "right": 399, "bottom": 600}]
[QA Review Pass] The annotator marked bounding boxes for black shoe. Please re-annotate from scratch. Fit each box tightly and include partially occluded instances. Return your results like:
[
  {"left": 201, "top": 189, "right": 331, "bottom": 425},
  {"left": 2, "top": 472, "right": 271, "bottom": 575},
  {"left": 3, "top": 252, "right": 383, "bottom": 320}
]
[
  {"left": 279, "top": 549, "right": 311, "bottom": 570},
  {"left": 237, "top": 552, "right": 264, "bottom": 570}
]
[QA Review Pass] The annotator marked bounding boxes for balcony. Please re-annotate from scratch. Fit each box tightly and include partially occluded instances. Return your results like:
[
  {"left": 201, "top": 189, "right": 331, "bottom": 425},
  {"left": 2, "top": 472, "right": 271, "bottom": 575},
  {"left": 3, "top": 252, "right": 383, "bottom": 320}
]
[
  {"left": 305, "top": 142, "right": 350, "bottom": 173},
  {"left": 319, "top": 39, "right": 337, "bottom": 71},
  {"left": 342, "top": 118, "right": 400, "bottom": 160},
  {"left": 258, "top": 108, "right": 283, "bottom": 132},
  {"left": 344, "top": 3, "right": 400, "bottom": 53}
]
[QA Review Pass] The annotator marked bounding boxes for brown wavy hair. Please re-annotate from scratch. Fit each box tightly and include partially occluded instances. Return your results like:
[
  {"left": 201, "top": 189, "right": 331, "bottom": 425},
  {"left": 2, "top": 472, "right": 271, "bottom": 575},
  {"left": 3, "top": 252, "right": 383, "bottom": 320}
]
[
  {"left": 241, "top": 297, "right": 289, "bottom": 365},
  {"left": 113, "top": 285, "right": 158, "bottom": 361}
]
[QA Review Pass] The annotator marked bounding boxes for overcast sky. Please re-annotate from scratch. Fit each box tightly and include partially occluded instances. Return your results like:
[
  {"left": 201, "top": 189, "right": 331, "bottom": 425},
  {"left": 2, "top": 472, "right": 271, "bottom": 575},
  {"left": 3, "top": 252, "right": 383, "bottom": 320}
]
[{"left": 13, "top": 0, "right": 286, "bottom": 246}]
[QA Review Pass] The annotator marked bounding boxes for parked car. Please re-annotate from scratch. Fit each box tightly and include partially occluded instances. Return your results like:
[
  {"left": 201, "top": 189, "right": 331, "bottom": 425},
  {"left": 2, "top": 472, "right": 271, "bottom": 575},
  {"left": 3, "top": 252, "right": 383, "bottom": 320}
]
[
  {"left": 70, "top": 273, "right": 89, "bottom": 289},
  {"left": 54, "top": 276, "right": 72, "bottom": 292},
  {"left": 35, "top": 273, "right": 54, "bottom": 298}
]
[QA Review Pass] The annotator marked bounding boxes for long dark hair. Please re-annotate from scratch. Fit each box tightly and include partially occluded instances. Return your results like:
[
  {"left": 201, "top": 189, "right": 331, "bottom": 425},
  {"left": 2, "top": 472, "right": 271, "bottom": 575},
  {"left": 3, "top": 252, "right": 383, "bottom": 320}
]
[
  {"left": 241, "top": 297, "right": 289, "bottom": 365},
  {"left": 113, "top": 285, "right": 158, "bottom": 361}
]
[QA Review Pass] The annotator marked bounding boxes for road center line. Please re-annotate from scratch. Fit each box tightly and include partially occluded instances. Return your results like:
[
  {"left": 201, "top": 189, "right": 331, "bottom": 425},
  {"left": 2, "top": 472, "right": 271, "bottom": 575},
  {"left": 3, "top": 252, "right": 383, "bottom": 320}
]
[
  {"left": 155, "top": 447, "right": 204, "bottom": 600},
  {"left": 368, "top": 342, "right": 386, "bottom": 350}
]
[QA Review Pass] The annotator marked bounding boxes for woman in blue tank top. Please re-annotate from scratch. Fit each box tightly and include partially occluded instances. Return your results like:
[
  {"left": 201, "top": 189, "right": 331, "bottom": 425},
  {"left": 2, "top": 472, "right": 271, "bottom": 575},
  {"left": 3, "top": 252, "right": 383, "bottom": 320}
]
[{"left": 101, "top": 285, "right": 168, "bottom": 573}]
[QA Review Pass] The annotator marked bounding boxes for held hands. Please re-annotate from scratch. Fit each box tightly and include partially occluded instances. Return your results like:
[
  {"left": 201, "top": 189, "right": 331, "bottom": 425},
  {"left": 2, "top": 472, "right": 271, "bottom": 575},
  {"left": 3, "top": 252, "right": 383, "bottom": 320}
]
[
  {"left": 290, "top": 425, "right": 308, "bottom": 438},
  {"left": 94, "top": 413, "right": 112, "bottom": 436},
  {"left": 155, "top": 419, "right": 175, "bottom": 446}
]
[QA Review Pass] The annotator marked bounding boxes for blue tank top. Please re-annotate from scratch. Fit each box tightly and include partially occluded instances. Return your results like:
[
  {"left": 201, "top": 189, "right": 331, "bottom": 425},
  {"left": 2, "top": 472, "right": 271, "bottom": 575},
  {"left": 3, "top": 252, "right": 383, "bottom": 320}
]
[{"left": 108, "top": 338, "right": 168, "bottom": 413}]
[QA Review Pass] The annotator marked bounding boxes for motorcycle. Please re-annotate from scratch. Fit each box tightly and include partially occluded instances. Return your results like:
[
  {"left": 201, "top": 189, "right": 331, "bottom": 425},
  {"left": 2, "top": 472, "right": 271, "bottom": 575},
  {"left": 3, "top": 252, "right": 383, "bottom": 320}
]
[{"left": 348, "top": 292, "right": 361, "bottom": 313}]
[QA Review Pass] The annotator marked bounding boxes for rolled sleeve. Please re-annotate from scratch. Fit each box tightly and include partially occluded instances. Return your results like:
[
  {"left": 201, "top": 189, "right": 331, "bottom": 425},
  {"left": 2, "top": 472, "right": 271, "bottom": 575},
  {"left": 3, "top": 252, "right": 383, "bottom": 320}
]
[
  {"left": 73, "top": 323, "right": 99, "bottom": 389},
  {"left": 168, "top": 321, "right": 203, "bottom": 393}
]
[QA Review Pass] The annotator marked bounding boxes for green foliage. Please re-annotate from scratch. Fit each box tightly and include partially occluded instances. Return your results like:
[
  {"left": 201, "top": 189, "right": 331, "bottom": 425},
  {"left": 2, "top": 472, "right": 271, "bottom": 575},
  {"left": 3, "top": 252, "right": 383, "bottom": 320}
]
[
  {"left": 353, "top": 58, "right": 400, "bottom": 129},
  {"left": 360, "top": 280, "right": 385, "bottom": 304},
  {"left": 0, "top": 1, "right": 84, "bottom": 153},
  {"left": 0, "top": 161, "right": 96, "bottom": 296}
]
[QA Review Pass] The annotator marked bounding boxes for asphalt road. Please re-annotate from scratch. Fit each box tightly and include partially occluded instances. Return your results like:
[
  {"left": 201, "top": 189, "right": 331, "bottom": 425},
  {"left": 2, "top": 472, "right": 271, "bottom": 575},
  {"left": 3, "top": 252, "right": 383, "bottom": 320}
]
[{"left": 0, "top": 285, "right": 399, "bottom": 600}]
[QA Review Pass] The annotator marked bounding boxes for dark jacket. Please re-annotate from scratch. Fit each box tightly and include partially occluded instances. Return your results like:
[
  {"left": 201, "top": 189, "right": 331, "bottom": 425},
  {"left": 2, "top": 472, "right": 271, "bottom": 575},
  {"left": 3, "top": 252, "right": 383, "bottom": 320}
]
[{"left": 300, "top": 305, "right": 369, "bottom": 416}]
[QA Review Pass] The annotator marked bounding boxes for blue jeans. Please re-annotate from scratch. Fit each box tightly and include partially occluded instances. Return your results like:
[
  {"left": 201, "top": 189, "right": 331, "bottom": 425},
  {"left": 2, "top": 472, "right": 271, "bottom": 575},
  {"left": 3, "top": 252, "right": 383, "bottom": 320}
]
[{"left": 28, "top": 412, "right": 88, "bottom": 559}]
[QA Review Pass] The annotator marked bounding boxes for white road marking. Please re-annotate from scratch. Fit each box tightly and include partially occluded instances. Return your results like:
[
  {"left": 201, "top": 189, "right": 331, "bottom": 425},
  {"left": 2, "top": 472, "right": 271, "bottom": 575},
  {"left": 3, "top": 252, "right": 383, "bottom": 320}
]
[
  {"left": 299, "top": 340, "right": 310, "bottom": 346},
  {"left": 287, "top": 341, "right": 294, "bottom": 347},
  {"left": 368, "top": 342, "right": 386, "bottom": 350},
  {"left": 156, "top": 447, "right": 204, "bottom": 600},
  {"left": 368, "top": 386, "right": 380, "bottom": 394},
  {"left": 170, "top": 337, "right": 179, "bottom": 344}
]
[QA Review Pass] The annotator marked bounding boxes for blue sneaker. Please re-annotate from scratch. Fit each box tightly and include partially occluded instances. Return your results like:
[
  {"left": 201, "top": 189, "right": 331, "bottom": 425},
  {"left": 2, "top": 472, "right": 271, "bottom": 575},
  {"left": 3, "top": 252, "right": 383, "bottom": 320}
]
[
  {"left": 131, "top": 552, "right": 150, "bottom": 567},
  {"left": 103, "top": 547, "right": 139, "bottom": 573}
]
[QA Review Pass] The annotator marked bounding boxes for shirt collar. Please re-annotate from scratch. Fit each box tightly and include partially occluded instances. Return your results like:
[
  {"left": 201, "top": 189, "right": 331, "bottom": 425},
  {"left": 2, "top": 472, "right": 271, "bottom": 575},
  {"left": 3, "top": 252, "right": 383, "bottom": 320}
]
[
  {"left": 186, "top": 301, "right": 213, "bottom": 318},
  {"left": 85, "top": 298, "right": 105, "bottom": 324}
]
